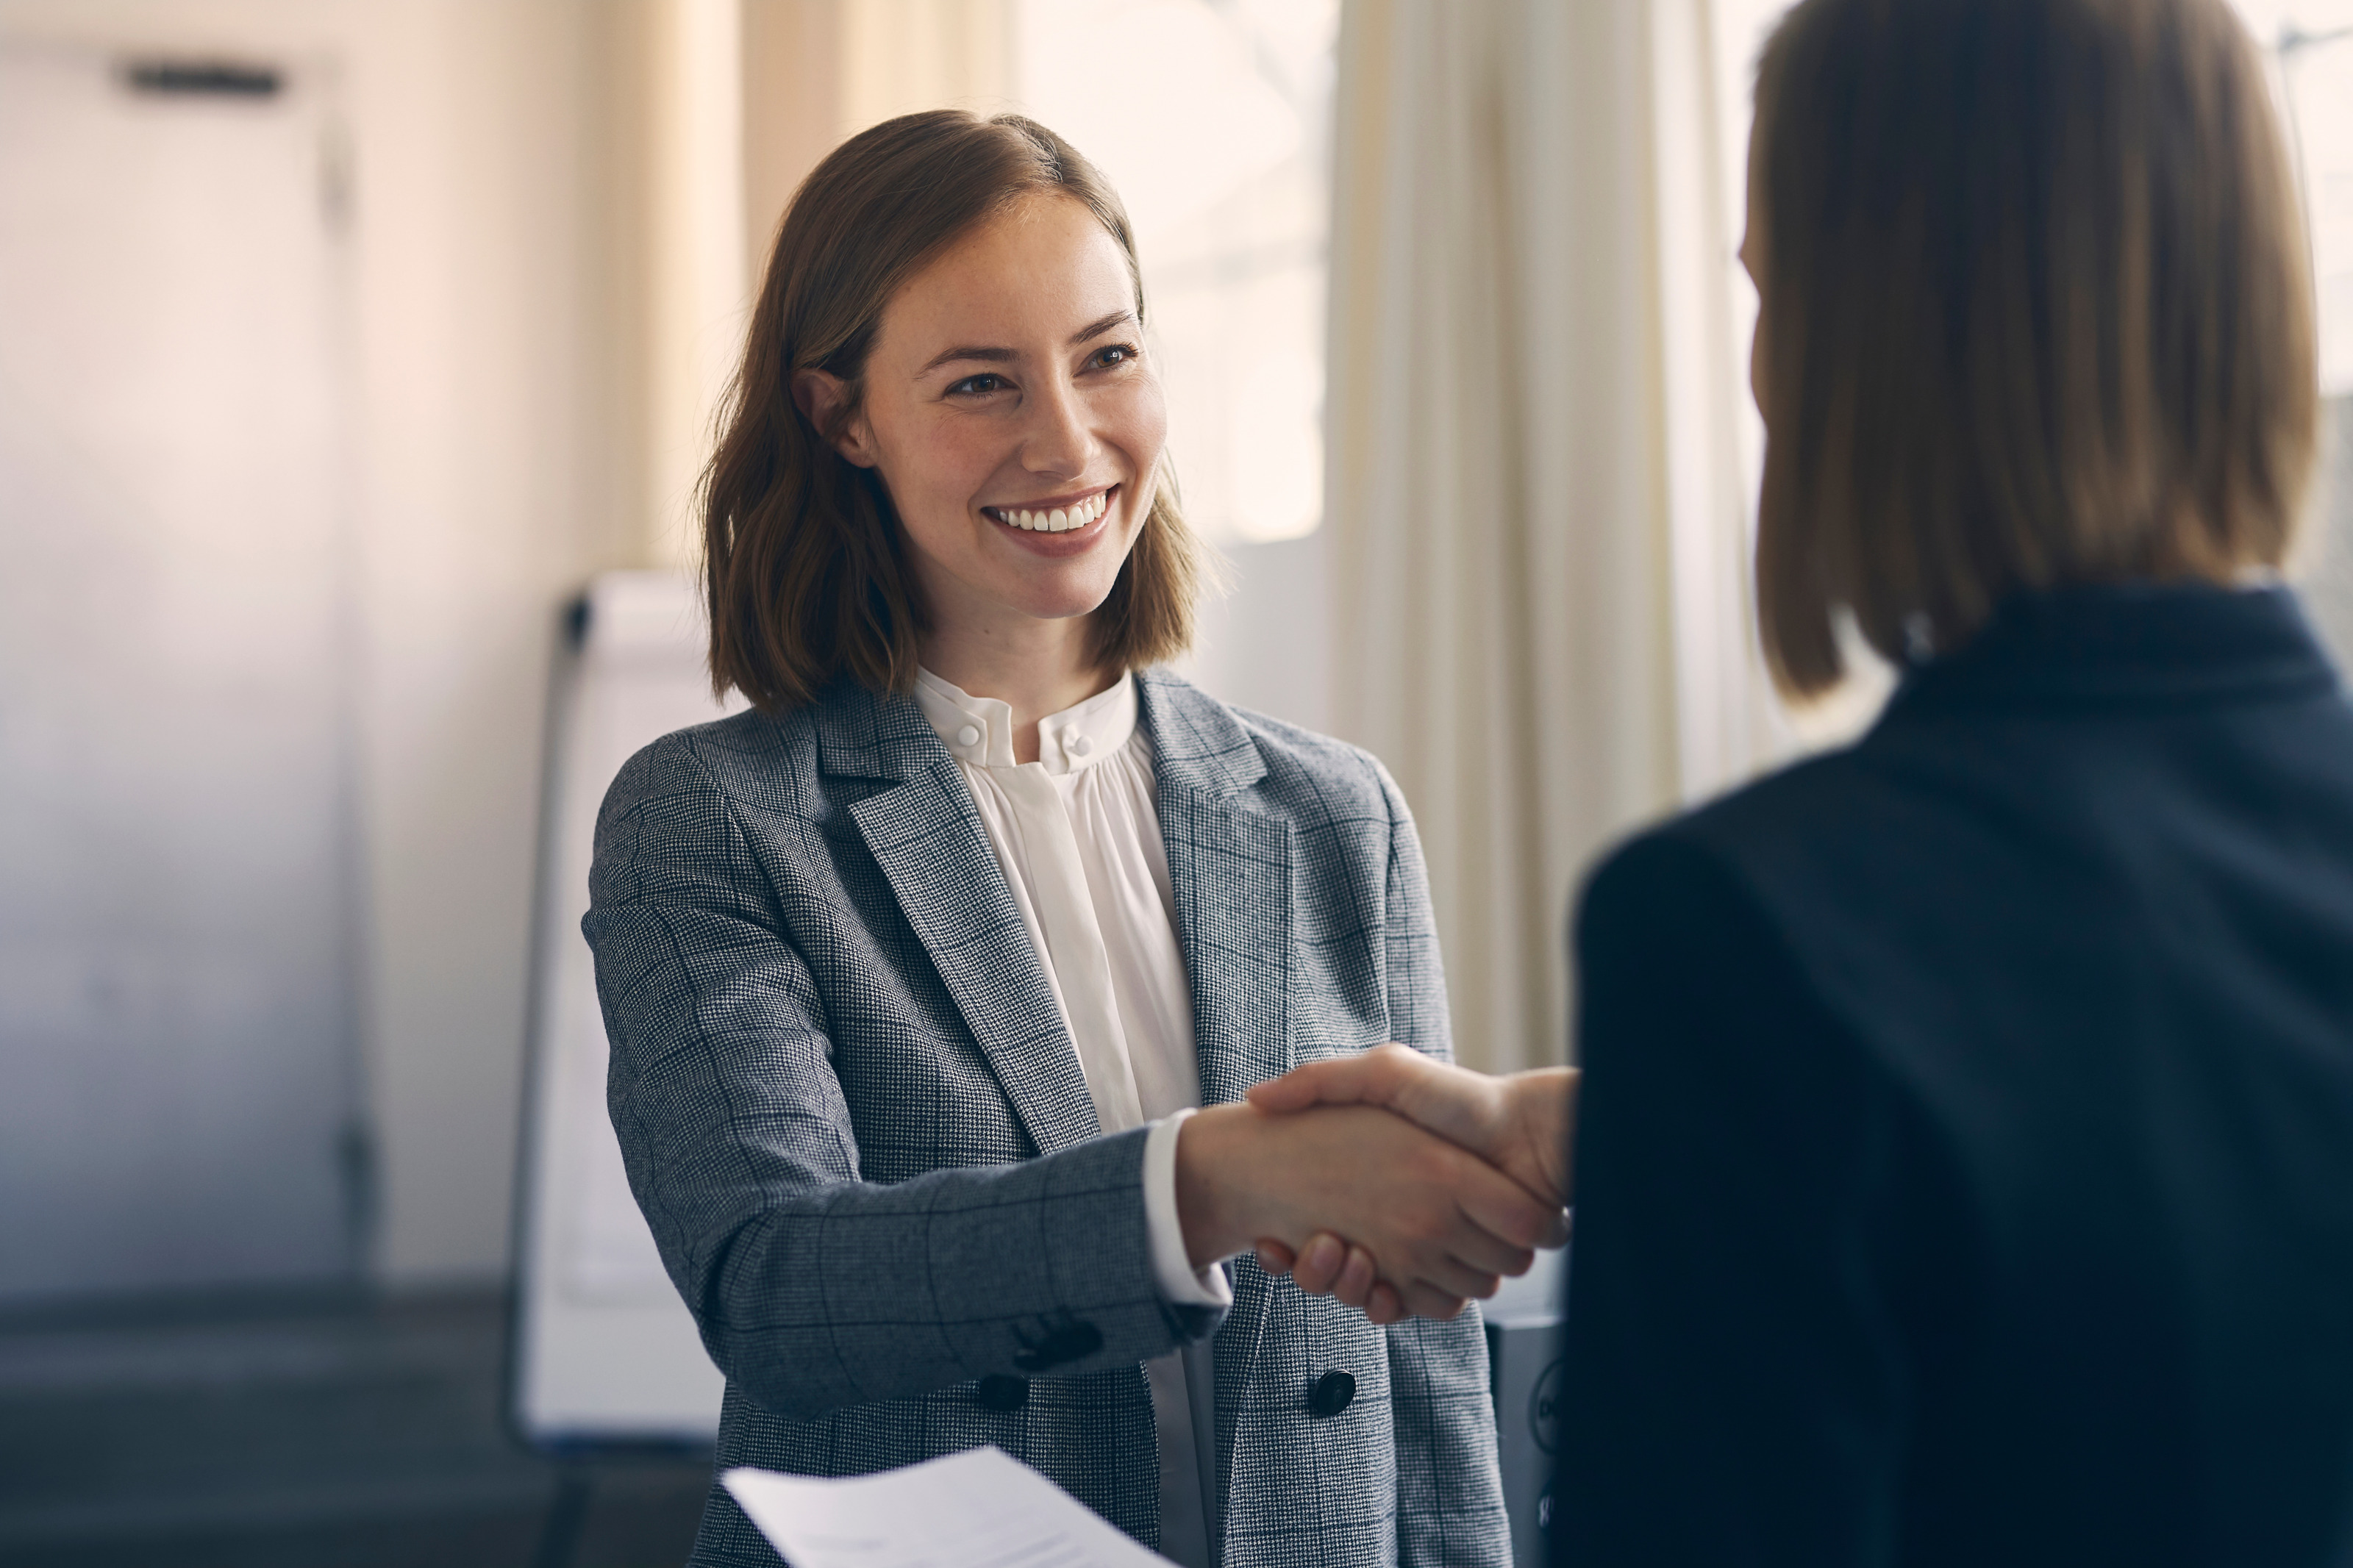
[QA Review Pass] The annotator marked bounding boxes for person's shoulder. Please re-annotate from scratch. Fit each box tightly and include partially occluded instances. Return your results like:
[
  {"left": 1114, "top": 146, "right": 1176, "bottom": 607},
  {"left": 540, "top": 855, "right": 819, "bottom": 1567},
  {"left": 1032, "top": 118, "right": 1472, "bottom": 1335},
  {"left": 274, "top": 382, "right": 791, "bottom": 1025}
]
[
  {"left": 1228, "top": 703, "right": 1392, "bottom": 793},
  {"left": 1136, "top": 667, "right": 1396, "bottom": 820},
  {"left": 1577, "top": 742, "right": 1886, "bottom": 941},
  {"left": 599, "top": 704, "right": 813, "bottom": 827},
  {"left": 1682, "top": 737, "right": 1890, "bottom": 850}
]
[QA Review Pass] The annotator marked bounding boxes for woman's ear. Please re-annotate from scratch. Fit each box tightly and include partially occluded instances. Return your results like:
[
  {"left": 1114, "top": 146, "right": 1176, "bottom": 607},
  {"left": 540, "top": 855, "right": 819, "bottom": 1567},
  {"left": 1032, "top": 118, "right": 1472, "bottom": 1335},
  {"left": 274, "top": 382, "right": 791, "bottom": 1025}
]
[{"left": 790, "top": 368, "right": 878, "bottom": 468}]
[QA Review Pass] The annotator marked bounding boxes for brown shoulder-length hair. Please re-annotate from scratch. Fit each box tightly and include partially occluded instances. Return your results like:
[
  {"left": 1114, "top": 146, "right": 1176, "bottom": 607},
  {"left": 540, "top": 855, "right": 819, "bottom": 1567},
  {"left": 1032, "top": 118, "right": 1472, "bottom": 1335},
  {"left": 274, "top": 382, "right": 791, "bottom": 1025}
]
[
  {"left": 703, "top": 111, "right": 1211, "bottom": 711},
  {"left": 1751, "top": 0, "right": 2319, "bottom": 695}
]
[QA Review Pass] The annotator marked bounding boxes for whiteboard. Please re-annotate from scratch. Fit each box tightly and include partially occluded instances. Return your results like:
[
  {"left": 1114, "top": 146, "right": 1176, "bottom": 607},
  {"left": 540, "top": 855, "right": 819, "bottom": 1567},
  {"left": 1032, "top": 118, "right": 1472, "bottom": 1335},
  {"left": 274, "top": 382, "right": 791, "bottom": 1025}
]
[{"left": 511, "top": 570, "right": 742, "bottom": 1450}]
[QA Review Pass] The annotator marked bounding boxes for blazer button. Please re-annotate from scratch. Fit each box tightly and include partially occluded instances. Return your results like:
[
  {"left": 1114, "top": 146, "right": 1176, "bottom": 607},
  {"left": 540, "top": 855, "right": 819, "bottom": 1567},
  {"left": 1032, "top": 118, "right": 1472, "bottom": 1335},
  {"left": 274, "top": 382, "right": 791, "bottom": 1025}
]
[
  {"left": 974, "top": 1375, "right": 1029, "bottom": 1412},
  {"left": 1010, "top": 1316, "right": 1103, "bottom": 1372},
  {"left": 1307, "top": 1370, "right": 1356, "bottom": 1419}
]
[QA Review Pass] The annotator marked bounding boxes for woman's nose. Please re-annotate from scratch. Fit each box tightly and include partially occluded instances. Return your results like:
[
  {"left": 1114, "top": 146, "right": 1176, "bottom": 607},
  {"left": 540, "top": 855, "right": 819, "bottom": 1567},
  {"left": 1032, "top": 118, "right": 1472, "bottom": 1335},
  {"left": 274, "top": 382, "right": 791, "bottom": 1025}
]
[{"left": 1021, "top": 376, "right": 1093, "bottom": 476}]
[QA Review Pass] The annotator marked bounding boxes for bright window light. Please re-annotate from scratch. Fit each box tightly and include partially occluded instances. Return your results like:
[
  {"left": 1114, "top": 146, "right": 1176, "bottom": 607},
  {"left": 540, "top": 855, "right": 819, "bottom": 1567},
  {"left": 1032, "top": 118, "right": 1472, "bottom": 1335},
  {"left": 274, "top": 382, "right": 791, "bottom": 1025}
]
[{"left": 2240, "top": 1, "right": 2353, "bottom": 395}]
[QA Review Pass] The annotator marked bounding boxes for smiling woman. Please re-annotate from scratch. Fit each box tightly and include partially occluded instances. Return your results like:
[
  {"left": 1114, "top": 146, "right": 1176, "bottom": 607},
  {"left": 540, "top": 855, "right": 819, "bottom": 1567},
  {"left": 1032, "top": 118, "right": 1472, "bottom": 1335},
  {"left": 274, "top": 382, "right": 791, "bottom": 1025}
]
[
  {"left": 581, "top": 111, "right": 1553, "bottom": 1568},
  {"left": 790, "top": 194, "right": 1171, "bottom": 747},
  {"left": 704, "top": 115, "right": 1207, "bottom": 720}
]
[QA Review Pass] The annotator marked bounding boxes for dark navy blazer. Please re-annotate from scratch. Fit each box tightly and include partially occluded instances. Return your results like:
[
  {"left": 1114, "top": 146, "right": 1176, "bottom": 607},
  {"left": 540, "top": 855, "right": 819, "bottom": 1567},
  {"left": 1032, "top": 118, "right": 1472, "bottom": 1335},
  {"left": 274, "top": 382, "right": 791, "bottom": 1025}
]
[{"left": 1556, "top": 584, "right": 2353, "bottom": 1567}]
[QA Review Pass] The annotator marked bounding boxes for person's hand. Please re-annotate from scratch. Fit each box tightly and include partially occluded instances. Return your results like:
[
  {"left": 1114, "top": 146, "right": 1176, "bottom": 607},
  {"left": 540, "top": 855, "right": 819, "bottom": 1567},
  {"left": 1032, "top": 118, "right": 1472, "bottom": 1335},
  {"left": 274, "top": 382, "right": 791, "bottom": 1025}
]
[
  {"left": 1244, "top": 1048, "right": 1577, "bottom": 1321},
  {"left": 1174, "top": 1102, "right": 1557, "bottom": 1322},
  {"left": 1251, "top": 1045, "right": 1577, "bottom": 1207},
  {"left": 1262, "top": 1232, "right": 1408, "bottom": 1323}
]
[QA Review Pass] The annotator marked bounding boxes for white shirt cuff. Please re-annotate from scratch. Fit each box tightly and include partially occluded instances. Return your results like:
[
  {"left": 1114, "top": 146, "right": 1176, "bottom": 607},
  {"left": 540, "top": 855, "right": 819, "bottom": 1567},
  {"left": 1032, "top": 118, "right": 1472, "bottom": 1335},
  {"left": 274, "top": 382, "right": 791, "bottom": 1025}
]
[{"left": 1143, "top": 1111, "right": 1236, "bottom": 1309}]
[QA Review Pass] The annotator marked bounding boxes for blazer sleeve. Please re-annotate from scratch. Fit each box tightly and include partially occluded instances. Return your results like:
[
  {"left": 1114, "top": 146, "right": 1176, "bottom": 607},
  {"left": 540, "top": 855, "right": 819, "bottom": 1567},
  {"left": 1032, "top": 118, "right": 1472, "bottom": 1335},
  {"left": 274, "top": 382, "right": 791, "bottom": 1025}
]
[
  {"left": 1370, "top": 760, "right": 1515, "bottom": 1568},
  {"left": 582, "top": 734, "right": 1214, "bottom": 1422},
  {"left": 1554, "top": 831, "right": 1908, "bottom": 1568}
]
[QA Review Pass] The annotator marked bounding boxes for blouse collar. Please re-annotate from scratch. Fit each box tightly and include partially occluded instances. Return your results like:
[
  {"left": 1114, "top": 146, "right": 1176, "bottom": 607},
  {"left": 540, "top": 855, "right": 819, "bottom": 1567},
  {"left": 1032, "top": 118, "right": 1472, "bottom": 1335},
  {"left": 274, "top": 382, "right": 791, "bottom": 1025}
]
[{"left": 913, "top": 667, "right": 1138, "bottom": 776}]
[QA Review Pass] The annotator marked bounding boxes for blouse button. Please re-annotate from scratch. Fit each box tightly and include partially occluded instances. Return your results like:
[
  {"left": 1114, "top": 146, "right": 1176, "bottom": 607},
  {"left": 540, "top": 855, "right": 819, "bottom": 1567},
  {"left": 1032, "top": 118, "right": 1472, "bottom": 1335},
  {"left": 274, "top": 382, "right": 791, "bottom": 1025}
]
[
  {"left": 1068, "top": 734, "right": 1093, "bottom": 757},
  {"left": 955, "top": 724, "right": 982, "bottom": 749}
]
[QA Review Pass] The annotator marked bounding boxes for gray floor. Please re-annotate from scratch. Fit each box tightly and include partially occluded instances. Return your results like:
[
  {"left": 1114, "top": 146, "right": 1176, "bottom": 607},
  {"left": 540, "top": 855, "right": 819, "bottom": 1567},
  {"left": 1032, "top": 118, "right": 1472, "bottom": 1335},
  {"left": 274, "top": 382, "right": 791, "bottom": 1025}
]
[{"left": 0, "top": 1285, "right": 710, "bottom": 1567}]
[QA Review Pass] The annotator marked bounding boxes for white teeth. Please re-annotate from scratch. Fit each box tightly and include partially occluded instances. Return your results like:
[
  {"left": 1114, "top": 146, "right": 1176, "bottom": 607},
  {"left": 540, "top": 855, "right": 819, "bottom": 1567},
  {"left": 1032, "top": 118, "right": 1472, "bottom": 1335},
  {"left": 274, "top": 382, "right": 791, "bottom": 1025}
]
[{"left": 995, "top": 492, "right": 1109, "bottom": 532}]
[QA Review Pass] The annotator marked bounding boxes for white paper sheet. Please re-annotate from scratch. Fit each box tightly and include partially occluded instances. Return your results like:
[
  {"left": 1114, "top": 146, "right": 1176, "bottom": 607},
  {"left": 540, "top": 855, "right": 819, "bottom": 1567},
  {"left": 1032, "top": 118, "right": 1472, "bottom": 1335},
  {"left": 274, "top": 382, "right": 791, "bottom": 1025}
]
[{"left": 722, "top": 1446, "right": 1173, "bottom": 1568}]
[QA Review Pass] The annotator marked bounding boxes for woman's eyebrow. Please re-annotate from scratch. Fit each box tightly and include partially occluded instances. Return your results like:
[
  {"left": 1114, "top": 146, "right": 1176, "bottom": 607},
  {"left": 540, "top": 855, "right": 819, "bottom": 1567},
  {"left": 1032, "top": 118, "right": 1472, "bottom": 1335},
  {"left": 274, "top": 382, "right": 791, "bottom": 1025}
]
[
  {"left": 1067, "top": 309, "right": 1136, "bottom": 346},
  {"left": 918, "top": 343, "right": 1014, "bottom": 375},
  {"left": 915, "top": 310, "right": 1137, "bottom": 377}
]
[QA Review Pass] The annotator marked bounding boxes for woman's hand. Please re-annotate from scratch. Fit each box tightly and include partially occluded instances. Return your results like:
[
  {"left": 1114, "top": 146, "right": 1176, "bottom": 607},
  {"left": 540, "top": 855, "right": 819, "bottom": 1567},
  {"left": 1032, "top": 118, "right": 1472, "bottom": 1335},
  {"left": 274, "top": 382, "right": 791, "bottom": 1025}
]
[
  {"left": 1240, "top": 1048, "right": 1579, "bottom": 1322},
  {"left": 1261, "top": 1233, "right": 1404, "bottom": 1322},
  {"left": 1252, "top": 1045, "right": 1578, "bottom": 1206},
  {"left": 1174, "top": 1101, "right": 1565, "bottom": 1322}
]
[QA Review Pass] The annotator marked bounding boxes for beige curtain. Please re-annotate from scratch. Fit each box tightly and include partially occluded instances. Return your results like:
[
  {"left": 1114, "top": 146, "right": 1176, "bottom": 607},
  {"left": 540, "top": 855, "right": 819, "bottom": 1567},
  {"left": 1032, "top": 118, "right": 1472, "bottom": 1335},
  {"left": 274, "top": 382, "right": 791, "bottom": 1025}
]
[
  {"left": 1327, "top": 0, "right": 1778, "bottom": 1073},
  {"left": 598, "top": 0, "right": 1014, "bottom": 572}
]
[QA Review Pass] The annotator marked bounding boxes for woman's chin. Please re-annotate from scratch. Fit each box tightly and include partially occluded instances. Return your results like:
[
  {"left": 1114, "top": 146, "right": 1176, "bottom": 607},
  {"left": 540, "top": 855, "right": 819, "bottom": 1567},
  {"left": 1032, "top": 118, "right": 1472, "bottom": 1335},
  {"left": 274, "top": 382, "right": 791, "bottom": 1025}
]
[
  {"left": 973, "top": 533, "right": 1133, "bottom": 623},
  {"left": 1000, "top": 579, "right": 1121, "bottom": 626}
]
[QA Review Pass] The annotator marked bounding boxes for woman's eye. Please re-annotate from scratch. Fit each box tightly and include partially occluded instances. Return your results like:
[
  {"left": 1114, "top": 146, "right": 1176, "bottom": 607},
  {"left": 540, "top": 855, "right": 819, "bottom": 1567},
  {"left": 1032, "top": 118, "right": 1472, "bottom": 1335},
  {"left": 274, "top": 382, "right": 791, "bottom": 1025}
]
[
  {"left": 948, "top": 373, "right": 1007, "bottom": 397},
  {"left": 1090, "top": 343, "right": 1138, "bottom": 370}
]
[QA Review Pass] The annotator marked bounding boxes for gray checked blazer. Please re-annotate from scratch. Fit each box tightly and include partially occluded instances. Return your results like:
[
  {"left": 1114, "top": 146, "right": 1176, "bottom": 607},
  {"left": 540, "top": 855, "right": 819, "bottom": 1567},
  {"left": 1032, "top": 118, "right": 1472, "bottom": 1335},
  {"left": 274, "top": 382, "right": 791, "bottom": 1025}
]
[{"left": 584, "top": 668, "right": 1509, "bottom": 1568}]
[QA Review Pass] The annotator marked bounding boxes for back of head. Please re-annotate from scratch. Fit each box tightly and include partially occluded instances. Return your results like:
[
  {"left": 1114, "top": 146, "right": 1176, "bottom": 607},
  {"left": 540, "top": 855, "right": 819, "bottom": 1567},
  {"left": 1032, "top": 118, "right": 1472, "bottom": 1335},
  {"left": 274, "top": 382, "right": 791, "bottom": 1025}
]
[{"left": 1751, "top": 0, "right": 2319, "bottom": 694}]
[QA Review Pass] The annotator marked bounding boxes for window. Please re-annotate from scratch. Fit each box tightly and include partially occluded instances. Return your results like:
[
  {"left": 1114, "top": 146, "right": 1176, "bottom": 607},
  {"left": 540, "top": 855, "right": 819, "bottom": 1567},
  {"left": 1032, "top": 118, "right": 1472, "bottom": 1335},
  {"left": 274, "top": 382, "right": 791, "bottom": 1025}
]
[{"left": 2254, "top": 5, "right": 2353, "bottom": 661}]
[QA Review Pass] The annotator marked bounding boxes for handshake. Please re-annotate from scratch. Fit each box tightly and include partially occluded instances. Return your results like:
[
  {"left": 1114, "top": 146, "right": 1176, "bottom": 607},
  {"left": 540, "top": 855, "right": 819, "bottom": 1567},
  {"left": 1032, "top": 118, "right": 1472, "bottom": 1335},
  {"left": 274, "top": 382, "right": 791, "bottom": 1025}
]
[{"left": 1173, "top": 1046, "right": 1579, "bottom": 1325}]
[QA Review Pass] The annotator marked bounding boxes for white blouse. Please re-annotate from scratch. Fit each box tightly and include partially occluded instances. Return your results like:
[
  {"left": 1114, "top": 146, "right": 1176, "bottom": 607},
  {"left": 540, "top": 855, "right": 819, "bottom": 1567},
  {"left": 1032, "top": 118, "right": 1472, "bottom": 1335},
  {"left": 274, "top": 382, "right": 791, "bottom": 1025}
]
[{"left": 912, "top": 668, "right": 1231, "bottom": 1568}]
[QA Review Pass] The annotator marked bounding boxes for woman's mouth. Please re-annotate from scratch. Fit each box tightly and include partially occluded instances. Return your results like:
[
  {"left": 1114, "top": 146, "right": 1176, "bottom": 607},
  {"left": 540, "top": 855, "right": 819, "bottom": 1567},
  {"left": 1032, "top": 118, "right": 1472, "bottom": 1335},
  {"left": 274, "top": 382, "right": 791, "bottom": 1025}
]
[{"left": 984, "top": 487, "right": 1113, "bottom": 534}]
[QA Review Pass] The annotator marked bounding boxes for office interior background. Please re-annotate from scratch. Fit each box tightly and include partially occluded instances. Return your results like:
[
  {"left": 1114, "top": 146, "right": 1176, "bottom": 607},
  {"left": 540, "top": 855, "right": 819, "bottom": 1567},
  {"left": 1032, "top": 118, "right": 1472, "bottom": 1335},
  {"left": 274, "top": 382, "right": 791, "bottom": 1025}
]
[{"left": 2, "top": 0, "right": 2351, "bottom": 1562}]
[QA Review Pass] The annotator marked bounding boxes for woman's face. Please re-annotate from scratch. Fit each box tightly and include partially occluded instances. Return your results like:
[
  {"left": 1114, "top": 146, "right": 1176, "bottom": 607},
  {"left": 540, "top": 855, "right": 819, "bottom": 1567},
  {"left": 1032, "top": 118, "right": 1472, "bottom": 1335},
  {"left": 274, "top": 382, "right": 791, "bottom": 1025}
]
[{"left": 810, "top": 195, "right": 1167, "bottom": 642}]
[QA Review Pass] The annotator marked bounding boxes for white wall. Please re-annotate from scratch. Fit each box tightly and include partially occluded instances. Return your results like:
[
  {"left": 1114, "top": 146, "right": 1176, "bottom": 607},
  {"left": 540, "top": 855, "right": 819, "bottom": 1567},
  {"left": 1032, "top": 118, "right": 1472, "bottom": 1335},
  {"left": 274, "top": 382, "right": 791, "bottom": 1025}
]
[{"left": 0, "top": 0, "right": 636, "bottom": 1285}]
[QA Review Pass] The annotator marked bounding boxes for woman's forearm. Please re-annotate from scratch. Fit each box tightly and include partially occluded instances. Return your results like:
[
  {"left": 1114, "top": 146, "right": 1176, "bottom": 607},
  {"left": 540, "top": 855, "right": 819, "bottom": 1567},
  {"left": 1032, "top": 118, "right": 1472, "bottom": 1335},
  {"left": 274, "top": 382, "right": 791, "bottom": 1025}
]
[{"left": 659, "top": 1123, "right": 1206, "bottom": 1420}]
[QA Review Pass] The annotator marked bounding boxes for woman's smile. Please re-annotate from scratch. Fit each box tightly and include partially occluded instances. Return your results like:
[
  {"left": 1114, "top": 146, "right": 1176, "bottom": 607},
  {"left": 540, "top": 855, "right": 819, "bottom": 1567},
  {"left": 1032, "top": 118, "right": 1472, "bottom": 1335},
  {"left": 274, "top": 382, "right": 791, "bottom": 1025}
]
[
  {"left": 984, "top": 484, "right": 1115, "bottom": 535},
  {"left": 979, "top": 484, "right": 1123, "bottom": 559}
]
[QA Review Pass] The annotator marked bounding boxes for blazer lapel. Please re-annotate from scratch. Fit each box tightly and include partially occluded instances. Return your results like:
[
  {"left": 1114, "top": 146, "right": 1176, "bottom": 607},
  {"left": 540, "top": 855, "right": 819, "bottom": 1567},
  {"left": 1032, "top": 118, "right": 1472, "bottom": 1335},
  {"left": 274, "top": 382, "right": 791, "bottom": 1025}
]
[
  {"left": 1139, "top": 672, "right": 1294, "bottom": 1497},
  {"left": 818, "top": 683, "right": 1104, "bottom": 1157},
  {"left": 1138, "top": 673, "right": 1295, "bottom": 1106}
]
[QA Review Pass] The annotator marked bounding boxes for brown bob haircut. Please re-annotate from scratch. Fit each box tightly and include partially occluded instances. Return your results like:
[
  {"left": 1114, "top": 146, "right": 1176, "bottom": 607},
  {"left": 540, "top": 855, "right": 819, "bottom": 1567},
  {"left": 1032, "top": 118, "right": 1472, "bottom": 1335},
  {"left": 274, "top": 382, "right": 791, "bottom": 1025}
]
[
  {"left": 703, "top": 111, "right": 1211, "bottom": 711},
  {"left": 1752, "top": 0, "right": 2319, "bottom": 695}
]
